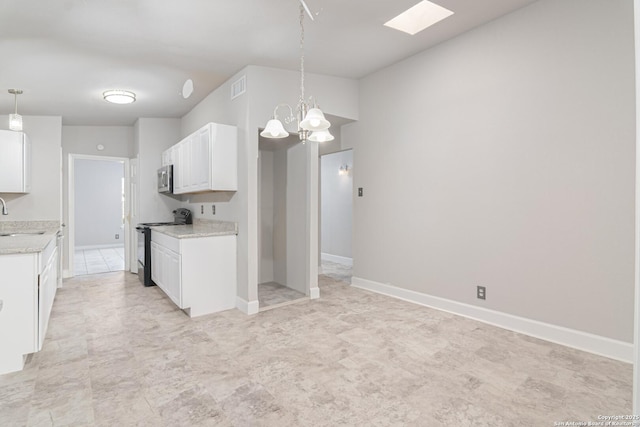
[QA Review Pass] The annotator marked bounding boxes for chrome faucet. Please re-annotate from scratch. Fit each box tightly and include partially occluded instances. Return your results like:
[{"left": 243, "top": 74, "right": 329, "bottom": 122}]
[{"left": 0, "top": 197, "right": 7, "bottom": 215}]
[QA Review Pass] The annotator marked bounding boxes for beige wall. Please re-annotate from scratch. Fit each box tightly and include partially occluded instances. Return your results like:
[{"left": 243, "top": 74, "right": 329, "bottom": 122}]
[{"left": 342, "top": 0, "right": 635, "bottom": 342}]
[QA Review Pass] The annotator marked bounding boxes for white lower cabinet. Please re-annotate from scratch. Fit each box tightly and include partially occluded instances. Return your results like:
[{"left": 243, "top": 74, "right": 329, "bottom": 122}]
[
  {"left": 151, "top": 241, "right": 182, "bottom": 307},
  {"left": 151, "top": 231, "right": 236, "bottom": 317},
  {"left": 0, "top": 237, "right": 58, "bottom": 374}
]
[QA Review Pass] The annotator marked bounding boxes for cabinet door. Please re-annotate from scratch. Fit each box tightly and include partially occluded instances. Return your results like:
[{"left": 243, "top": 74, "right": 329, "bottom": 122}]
[
  {"left": 0, "top": 254, "right": 38, "bottom": 357},
  {"left": 38, "top": 248, "right": 57, "bottom": 351},
  {"left": 174, "top": 139, "right": 192, "bottom": 194},
  {"left": 190, "top": 127, "right": 211, "bottom": 191},
  {"left": 150, "top": 242, "right": 162, "bottom": 286},
  {"left": 22, "top": 135, "right": 31, "bottom": 193},
  {"left": 161, "top": 149, "right": 170, "bottom": 167},
  {"left": 210, "top": 123, "right": 238, "bottom": 191},
  {"left": 0, "top": 131, "right": 28, "bottom": 193},
  {"left": 162, "top": 249, "right": 182, "bottom": 308}
]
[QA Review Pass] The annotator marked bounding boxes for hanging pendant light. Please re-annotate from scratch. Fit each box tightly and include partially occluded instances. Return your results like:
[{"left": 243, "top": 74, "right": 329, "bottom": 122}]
[
  {"left": 261, "top": 118, "right": 289, "bottom": 139},
  {"left": 300, "top": 108, "right": 330, "bottom": 132},
  {"left": 8, "top": 89, "right": 23, "bottom": 131},
  {"left": 308, "top": 128, "right": 334, "bottom": 143},
  {"left": 261, "top": 1, "right": 331, "bottom": 143}
]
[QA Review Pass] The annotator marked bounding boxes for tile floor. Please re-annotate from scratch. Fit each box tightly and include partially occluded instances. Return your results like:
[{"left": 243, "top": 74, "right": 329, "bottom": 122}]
[
  {"left": 320, "top": 259, "right": 352, "bottom": 283},
  {"left": 74, "top": 246, "right": 125, "bottom": 276},
  {"left": 0, "top": 271, "right": 631, "bottom": 426},
  {"left": 258, "top": 282, "right": 306, "bottom": 310},
  {"left": 257, "top": 260, "right": 351, "bottom": 310}
]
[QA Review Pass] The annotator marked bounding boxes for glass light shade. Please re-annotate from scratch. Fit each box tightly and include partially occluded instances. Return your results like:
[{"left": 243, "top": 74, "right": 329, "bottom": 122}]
[
  {"left": 103, "top": 90, "right": 136, "bottom": 104},
  {"left": 9, "top": 113, "right": 22, "bottom": 131},
  {"left": 300, "top": 108, "right": 330, "bottom": 131},
  {"left": 308, "top": 128, "right": 334, "bottom": 143},
  {"left": 260, "top": 119, "right": 289, "bottom": 138}
]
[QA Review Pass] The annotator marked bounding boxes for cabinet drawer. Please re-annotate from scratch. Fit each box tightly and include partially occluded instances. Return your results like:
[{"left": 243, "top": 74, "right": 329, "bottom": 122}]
[{"left": 151, "top": 231, "right": 180, "bottom": 252}]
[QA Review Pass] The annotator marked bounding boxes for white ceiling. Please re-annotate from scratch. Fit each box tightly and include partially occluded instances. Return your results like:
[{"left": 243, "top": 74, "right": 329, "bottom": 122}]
[{"left": 0, "top": 0, "right": 539, "bottom": 126}]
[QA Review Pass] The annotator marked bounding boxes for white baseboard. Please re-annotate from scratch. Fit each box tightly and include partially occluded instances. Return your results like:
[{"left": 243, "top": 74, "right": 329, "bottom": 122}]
[
  {"left": 309, "top": 287, "right": 320, "bottom": 299},
  {"left": 351, "top": 276, "right": 633, "bottom": 363},
  {"left": 321, "top": 253, "right": 353, "bottom": 266},
  {"left": 63, "top": 269, "right": 72, "bottom": 279},
  {"left": 76, "top": 244, "right": 125, "bottom": 251},
  {"left": 236, "top": 297, "right": 259, "bottom": 315}
]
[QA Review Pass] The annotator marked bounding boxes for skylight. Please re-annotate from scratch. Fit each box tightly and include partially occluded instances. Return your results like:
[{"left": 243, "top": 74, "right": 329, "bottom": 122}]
[{"left": 384, "top": 0, "right": 454, "bottom": 35}]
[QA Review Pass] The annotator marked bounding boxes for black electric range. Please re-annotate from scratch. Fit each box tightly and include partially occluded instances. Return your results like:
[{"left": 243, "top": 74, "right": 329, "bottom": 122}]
[{"left": 135, "top": 208, "right": 192, "bottom": 286}]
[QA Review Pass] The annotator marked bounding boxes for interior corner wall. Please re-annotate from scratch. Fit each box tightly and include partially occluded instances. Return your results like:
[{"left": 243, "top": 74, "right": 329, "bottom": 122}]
[
  {"left": 259, "top": 150, "right": 275, "bottom": 284},
  {"left": 135, "top": 118, "right": 183, "bottom": 223},
  {"left": 273, "top": 149, "right": 288, "bottom": 286},
  {"left": 342, "top": 0, "right": 635, "bottom": 342},
  {"left": 0, "top": 115, "right": 62, "bottom": 223}
]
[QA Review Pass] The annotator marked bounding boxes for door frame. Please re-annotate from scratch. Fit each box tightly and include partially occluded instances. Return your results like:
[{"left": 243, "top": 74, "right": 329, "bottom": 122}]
[{"left": 68, "top": 154, "right": 131, "bottom": 276}]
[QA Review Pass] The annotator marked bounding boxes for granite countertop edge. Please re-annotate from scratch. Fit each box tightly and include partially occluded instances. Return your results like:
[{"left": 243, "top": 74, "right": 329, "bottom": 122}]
[
  {"left": 0, "top": 221, "right": 61, "bottom": 255},
  {"left": 150, "top": 220, "right": 238, "bottom": 239}
]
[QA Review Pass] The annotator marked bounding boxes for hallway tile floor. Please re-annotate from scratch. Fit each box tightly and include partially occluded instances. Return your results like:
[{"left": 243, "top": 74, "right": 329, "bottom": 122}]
[
  {"left": 320, "top": 259, "right": 352, "bottom": 283},
  {"left": 258, "top": 282, "right": 306, "bottom": 310},
  {"left": 74, "top": 246, "right": 125, "bottom": 276},
  {"left": 0, "top": 271, "right": 631, "bottom": 426}
]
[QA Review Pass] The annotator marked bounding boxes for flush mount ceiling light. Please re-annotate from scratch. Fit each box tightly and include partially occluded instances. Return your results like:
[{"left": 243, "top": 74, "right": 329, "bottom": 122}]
[
  {"left": 8, "top": 89, "right": 23, "bottom": 131},
  {"left": 103, "top": 90, "right": 136, "bottom": 104},
  {"left": 260, "top": 0, "right": 331, "bottom": 144},
  {"left": 384, "top": 0, "right": 454, "bottom": 35}
]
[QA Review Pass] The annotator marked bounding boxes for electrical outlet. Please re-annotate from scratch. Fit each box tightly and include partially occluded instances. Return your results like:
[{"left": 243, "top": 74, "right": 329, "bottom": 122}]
[
  {"left": 201, "top": 205, "right": 204, "bottom": 214},
  {"left": 358, "top": 187, "right": 363, "bottom": 197},
  {"left": 115, "top": 234, "right": 119, "bottom": 239},
  {"left": 477, "top": 286, "right": 486, "bottom": 300},
  {"left": 212, "top": 205, "right": 216, "bottom": 215}
]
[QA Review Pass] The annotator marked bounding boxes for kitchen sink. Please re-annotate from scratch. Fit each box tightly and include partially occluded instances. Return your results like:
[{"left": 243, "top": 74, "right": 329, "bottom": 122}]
[{"left": 0, "top": 231, "right": 46, "bottom": 237}]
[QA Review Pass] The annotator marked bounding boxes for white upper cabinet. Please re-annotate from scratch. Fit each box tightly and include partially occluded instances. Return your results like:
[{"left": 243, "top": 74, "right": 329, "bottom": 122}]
[
  {"left": 0, "top": 130, "right": 31, "bottom": 193},
  {"left": 163, "top": 123, "right": 237, "bottom": 195}
]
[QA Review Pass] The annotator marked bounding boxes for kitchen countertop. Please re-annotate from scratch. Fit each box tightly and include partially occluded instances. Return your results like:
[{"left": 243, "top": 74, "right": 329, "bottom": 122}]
[
  {"left": 0, "top": 221, "right": 61, "bottom": 255},
  {"left": 151, "top": 219, "right": 237, "bottom": 239}
]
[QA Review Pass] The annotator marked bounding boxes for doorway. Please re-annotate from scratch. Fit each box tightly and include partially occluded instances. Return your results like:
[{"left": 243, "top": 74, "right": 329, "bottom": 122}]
[
  {"left": 319, "top": 149, "right": 353, "bottom": 283},
  {"left": 68, "top": 154, "right": 131, "bottom": 276},
  {"left": 257, "top": 134, "right": 308, "bottom": 310}
]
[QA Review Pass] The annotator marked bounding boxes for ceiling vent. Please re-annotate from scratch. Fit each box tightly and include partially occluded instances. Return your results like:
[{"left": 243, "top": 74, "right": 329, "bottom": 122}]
[{"left": 231, "top": 75, "right": 246, "bottom": 100}]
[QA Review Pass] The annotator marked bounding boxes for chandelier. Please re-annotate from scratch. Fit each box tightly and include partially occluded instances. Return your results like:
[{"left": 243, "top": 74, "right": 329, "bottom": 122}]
[{"left": 260, "top": 1, "right": 334, "bottom": 144}]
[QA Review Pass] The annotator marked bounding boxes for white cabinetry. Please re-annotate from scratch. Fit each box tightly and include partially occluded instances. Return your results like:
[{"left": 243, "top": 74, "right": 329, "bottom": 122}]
[
  {"left": 0, "top": 130, "right": 31, "bottom": 193},
  {"left": 151, "top": 231, "right": 236, "bottom": 317},
  {"left": 37, "top": 239, "right": 58, "bottom": 351},
  {"left": 0, "top": 236, "right": 58, "bottom": 374},
  {"left": 162, "top": 122, "right": 237, "bottom": 194},
  {"left": 151, "top": 240, "right": 181, "bottom": 307}
]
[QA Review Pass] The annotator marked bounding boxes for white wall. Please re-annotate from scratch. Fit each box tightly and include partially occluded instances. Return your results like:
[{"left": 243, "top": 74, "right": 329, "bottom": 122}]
[
  {"left": 74, "top": 159, "right": 124, "bottom": 248},
  {"left": 0, "top": 116, "right": 62, "bottom": 222},
  {"left": 321, "top": 150, "right": 353, "bottom": 261},
  {"left": 342, "top": 0, "right": 635, "bottom": 343}
]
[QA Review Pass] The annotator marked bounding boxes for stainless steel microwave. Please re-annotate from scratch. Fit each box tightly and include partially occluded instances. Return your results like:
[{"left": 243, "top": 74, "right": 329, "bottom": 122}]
[{"left": 157, "top": 165, "right": 173, "bottom": 193}]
